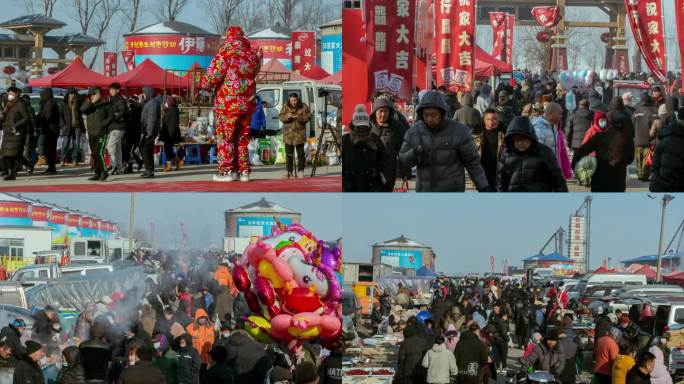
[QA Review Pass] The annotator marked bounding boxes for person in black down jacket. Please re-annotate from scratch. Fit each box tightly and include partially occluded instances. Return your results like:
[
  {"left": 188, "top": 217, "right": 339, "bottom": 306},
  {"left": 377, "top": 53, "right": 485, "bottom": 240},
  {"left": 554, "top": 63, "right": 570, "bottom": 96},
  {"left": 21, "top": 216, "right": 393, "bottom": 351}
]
[
  {"left": 0, "top": 87, "right": 28, "bottom": 180},
  {"left": 633, "top": 94, "right": 657, "bottom": 181},
  {"left": 56, "top": 346, "right": 86, "bottom": 384},
  {"left": 38, "top": 87, "right": 60, "bottom": 175},
  {"left": 399, "top": 90, "right": 489, "bottom": 192},
  {"left": 174, "top": 333, "right": 200, "bottom": 384},
  {"left": 226, "top": 330, "right": 270, "bottom": 384},
  {"left": 106, "top": 82, "right": 129, "bottom": 175},
  {"left": 396, "top": 325, "right": 432, "bottom": 384},
  {"left": 160, "top": 95, "right": 183, "bottom": 172},
  {"left": 140, "top": 86, "right": 161, "bottom": 178},
  {"left": 370, "top": 96, "right": 407, "bottom": 191},
  {"left": 566, "top": 98, "right": 593, "bottom": 159},
  {"left": 14, "top": 341, "right": 45, "bottom": 384},
  {"left": 572, "top": 110, "right": 635, "bottom": 192},
  {"left": 343, "top": 104, "right": 385, "bottom": 192},
  {"left": 499, "top": 116, "right": 568, "bottom": 192},
  {"left": 454, "top": 323, "right": 488, "bottom": 384},
  {"left": 124, "top": 97, "right": 143, "bottom": 173},
  {"left": 81, "top": 87, "right": 114, "bottom": 181},
  {"left": 650, "top": 108, "right": 684, "bottom": 191},
  {"left": 0, "top": 318, "right": 26, "bottom": 359}
]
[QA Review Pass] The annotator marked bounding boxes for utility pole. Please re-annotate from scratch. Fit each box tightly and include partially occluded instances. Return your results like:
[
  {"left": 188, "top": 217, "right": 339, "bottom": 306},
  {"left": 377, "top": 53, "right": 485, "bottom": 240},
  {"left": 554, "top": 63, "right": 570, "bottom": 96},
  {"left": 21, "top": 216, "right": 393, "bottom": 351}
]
[
  {"left": 129, "top": 193, "right": 135, "bottom": 254},
  {"left": 655, "top": 194, "right": 675, "bottom": 282}
]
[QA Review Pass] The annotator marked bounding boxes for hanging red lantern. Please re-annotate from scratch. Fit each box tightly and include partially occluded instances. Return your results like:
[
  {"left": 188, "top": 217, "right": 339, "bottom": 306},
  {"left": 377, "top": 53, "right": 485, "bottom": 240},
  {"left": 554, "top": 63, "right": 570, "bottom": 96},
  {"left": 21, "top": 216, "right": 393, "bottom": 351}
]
[
  {"left": 536, "top": 31, "right": 550, "bottom": 42},
  {"left": 47, "top": 67, "right": 58, "bottom": 75},
  {"left": 3, "top": 66, "right": 16, "bottom": 76},
  {"left": 600, "top": 33, "right": 610, "bottom": 44}
]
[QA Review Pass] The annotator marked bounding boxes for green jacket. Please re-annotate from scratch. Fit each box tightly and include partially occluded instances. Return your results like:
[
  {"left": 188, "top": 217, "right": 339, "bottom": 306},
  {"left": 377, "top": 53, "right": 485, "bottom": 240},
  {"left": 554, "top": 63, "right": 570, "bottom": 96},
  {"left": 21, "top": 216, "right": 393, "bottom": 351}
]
[{"left": 153, "top": 349, "right": 178, "bottom": 384}]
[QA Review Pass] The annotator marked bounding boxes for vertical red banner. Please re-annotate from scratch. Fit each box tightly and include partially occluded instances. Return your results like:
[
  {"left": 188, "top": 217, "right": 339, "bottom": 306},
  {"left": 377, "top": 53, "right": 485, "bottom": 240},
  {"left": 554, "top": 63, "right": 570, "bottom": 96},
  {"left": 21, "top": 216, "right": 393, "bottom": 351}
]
[
  {"left": 624, "top": 0, "right": 667, "bottom": 82},
  {"left": 676, "top": 0, "right": 684, "bottom": 91},
  {"left": 435, "top": 0, "right": 475, "bottom": 92},
  {"left": 489, "top": 12, "right": 507, "bottom": 62},
  {"left": 103, "top": 52, "right": 117, "bottom": 77},
  {"left": 291, "top": 31, "right": 316, "bottom": 75},
  {"left": 415, "top": 0, "right": 434, "bottom": 90},
  {"left": 121, "top": 50, "right": 135, "bottom": 71},
  {"left": 505, "top": 14, "right": 515, "bottom": 64},
  {"left": 365, "top": 0, "right": 416, "bottom": 101}
]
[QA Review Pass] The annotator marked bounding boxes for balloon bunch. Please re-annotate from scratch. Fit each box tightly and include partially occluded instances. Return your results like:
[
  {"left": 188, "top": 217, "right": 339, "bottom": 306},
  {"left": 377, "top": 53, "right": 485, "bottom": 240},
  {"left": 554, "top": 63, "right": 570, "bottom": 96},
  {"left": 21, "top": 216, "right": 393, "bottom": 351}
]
[
  {"left": 558, "top": 69, "right": 595, "bottom": 89},
  {"left": 233, "top": 221, "right": 342, "bottom": 350},
  {"left": 598, "top": 69, "right": 619, "bottom": 82}
]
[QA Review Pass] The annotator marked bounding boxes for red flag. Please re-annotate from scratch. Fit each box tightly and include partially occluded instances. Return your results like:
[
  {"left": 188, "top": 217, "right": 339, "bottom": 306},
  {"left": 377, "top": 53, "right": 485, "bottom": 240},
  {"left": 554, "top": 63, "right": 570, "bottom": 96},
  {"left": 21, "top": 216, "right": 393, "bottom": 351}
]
[
  {"left": 121, "top": 50, "right": 135, "bottom": 71},
  {"left": 531, "top": 6, "right": 561, "bottom": 28},
  {"left": 103, "top": 52, "right": 117, "bottom": 77},
  {"left": 489, "top": 12, "right": 507, "bottom": 62},
  {"left": 624, "top": 0, "right": 667, "bottom": 82},
  {"left": 435, "top": 0, "right": 475, "bottom": 92},
  {"left": 505, "top": 14, "right": 515, "bottom": 64},
  {"left": 364, "top": 0, "right": 416, "bottom": 100},
  {"left": 676, "top": 0, "right": 684, "bottom": 91},
  {"left": 490, "top": 255, "right": 495, "bottom": 274},
  {"left": 291, "top": 31, "right": 316, "bottom": 75}
]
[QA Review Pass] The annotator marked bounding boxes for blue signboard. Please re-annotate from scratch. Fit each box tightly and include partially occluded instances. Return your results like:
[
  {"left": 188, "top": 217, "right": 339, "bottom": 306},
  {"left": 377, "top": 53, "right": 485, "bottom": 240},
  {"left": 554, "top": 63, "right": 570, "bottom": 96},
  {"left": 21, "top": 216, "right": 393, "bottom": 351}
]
[
  {"left": 236, "top": 216, "right": 294, "bottom": 238},
  {"left": 379, "top": 249, "right": 423, "bottom": 270},
  {"left": 321, "top": 34, "right": 342, "bottom": 74}
]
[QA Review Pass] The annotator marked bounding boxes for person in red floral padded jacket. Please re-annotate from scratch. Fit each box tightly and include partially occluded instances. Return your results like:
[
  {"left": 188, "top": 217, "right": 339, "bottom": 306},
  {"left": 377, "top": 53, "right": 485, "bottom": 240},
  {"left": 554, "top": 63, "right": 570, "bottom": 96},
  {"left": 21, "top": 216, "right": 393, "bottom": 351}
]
[{"left": 202, "top": 26, "right": 262, "bottom": 182}]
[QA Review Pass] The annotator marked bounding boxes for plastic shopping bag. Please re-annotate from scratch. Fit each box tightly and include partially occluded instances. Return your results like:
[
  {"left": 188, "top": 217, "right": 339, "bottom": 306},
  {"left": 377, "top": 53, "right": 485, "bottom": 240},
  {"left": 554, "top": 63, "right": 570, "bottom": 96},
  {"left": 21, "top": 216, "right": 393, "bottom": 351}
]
[
  {"left": 574, "top": 156, "right": 597, "bottom": 187},
  {"left": 274, "top": 135, "right": 287, "bottom": 165}
]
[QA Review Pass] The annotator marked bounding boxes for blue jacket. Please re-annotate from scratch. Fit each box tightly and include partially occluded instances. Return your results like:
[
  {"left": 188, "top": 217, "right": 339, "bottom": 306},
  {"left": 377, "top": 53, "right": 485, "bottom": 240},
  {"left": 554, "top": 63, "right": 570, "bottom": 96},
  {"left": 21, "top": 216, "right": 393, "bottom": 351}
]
[{"left": 250, "top": 96, "right": 266, "bottom": 133}]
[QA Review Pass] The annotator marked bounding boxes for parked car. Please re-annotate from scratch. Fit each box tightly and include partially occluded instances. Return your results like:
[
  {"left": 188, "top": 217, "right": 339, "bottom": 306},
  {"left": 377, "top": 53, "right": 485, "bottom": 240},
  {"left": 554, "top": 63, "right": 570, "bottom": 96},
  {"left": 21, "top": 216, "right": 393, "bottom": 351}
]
[
  {"left": 618, "top": 284, "right": 684, "bottom": 297},
  {"left": 580, "top": 283, "right": 625, "bottom": 306},
  {"left": 0, "top": 282, "right": 28, "bottom": 309}
]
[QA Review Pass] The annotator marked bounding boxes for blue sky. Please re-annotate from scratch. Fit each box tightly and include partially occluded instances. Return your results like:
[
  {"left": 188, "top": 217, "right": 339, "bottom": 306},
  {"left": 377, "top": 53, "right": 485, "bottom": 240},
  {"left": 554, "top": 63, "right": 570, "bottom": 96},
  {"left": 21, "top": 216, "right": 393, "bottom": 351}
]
[
  {"left": 343, "top": 193, "right": 684, "bottom": 274},
  {"left": 22, "top": 193, "right": 342, "bottom": 249}
]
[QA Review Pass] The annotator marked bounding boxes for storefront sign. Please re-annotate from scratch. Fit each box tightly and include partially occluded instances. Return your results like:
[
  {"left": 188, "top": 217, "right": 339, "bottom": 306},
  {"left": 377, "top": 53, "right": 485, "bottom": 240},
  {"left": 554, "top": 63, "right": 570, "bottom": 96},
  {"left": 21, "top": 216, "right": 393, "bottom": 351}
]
[
  {"left": 321, "top": 34, "right": 342, "bottom": 74},
  {"left": 236, "top": 216, "right": 294, "bottom": 238},
  {"left": 31, "top": 206, "right": 50, "bottom": 222},
  {"left": 291, "top": 31, "right": 316, "bottom": 75},
  {"left": 379, "top": 249, "right": 423, "bottom": 270},
  {"left": 49, "top": 210, "right": 66, "bottom": 225},
  {"left": 124, "top": 35, "right": 221, "bottom": 56},
  {"left": 249, "top": 39, "right": 291, "bottom": 60}
]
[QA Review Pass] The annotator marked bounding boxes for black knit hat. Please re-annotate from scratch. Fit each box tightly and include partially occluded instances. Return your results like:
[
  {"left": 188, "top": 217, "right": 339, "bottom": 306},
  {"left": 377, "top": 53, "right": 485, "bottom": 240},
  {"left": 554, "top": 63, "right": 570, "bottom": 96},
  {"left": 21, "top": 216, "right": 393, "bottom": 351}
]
[
  {"left": 294, "top": 361, "right": 318, "bottom": 384},
  {"left": 25, "top": 340, "right": 42, "bottom": 355}
]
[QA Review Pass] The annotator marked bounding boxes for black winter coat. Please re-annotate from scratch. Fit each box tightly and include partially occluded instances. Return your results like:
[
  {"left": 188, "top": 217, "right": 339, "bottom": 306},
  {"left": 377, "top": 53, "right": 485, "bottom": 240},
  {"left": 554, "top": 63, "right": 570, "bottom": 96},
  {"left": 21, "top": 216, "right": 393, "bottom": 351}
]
[
  {"left": 650, "top": 121, "right": 684, "bottom": 191},
  {"left": 342, "top": 131, "right": 385, "bottom": 192},
  {"left": 38, "top": 89, "right": 61, "bottom": 136},
  {"left": 81, "top": 99, "right": 114, "bottom": 138},
  {"left": 109, "top": 94, "right": 129, "bottom": 132},
  {"left": 370, "top": 97, "right": 408, "bottom": 191},
  {"left": 400, "top": 90, "right": 488, "bottom": 192},
  {"left": 396, "top": 334, "right": 431, "bottom": 382},
  {"left": 175, "top": 344, "right": 201, "bottom": 384},
  {"left": 13, "top": 356, "right": 44, "bottom": 384},
  {"left": 499, "top": 117, "right": 568, "bottom": 192},
  {"left": 626, "top": 366, "right": 651, "bottom": 384},
  {"left": 572, "top": 125, "right": 634, "bottom": 192},
  {"left": 204, "top": 363, "right": 235, "bottom": 384},
  {"left": 117, "top": 360, "right": 166, "bottom": 384},
  {"left": 160, "top": 106, "right": 182, "bottom": 144},
  {"left": 1, "top": 99, "right": 28, "bottom": 157},
  {"left": 454, "top": 331, "right": 488, "bottom": 381},
  {"left": 557, "top": 336, "right": 577, "bottom": 384},
  {"left": 79, "top": 338, "right": 112, "bottom": 382},
  {"left": 0, "top": 325, "right": 25, "bottom": 359},
  {"left": 566, "top": 107, "right": 593, "bottom": 149}
]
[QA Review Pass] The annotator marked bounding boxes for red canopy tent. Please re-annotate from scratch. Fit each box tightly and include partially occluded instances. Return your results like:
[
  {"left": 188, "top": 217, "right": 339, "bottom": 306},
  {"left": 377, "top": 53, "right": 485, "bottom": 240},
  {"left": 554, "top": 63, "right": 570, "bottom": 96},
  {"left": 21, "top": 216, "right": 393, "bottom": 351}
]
[
  {"left": 183, "top": 62, "right": 203, "bottom": 79},
  {"left": 593, "top": 266, "right": 618, "bottom": 273},
  {"left": 319, "top": 70, "right": 341, "bottom": 85},
  {"left": 474, "top": 46, "right": 513, "bottom": 77},
  {"left": 259, "top": 59, "right": 308, "bottom": 81},
  {"left": 28, "top": 57, "right": 111, "bottom": 88},
  {"left": 664, "top": 271, "right": 684, "bottom": 287},
  {"left": 299, "top": 64, "right": 330, "bottom": 81},
  {"left": 112, "top": 59, "right": 188, "bottom": 89},
  {"left": 634, "top": 265, "right": 657, "bottom": 281}
]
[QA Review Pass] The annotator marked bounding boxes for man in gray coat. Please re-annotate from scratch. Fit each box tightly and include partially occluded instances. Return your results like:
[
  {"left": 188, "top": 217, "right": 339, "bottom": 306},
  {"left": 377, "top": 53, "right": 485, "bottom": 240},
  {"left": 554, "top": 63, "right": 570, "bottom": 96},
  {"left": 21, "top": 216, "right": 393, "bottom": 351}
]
[
  {"left": 140, "top": 86, "right": 160, "bottom": 178},
  {"left": 453, "top": 93, "right": 483, "bottom": 135},
  {"left": 399, "top": 90, "right": 489, "bottom": 192}
]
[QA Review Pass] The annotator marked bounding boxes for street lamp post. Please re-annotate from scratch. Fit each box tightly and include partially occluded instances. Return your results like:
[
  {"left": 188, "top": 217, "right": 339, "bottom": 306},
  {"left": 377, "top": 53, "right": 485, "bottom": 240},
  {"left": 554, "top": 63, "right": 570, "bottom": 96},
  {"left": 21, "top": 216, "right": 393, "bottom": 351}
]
[{"left": 653, "top": 194, "right": 675, "bottom": 283}]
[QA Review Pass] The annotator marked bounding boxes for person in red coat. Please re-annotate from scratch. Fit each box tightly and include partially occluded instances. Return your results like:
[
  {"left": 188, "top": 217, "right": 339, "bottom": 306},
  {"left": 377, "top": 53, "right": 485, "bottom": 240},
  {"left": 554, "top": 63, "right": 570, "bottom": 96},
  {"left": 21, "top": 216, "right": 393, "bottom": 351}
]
[{"left": 202, "top": 26, "right": 262, "bottom": 182}]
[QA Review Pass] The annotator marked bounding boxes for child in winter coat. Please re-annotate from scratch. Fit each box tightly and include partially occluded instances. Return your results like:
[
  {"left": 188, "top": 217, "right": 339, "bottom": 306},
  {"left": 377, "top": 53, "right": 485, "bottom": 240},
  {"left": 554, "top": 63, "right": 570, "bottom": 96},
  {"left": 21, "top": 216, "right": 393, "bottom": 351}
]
[
  {"left": 612, "top": 343, "right": 636, "bottom": 384},
  {"left": 422, "top": 335, "right": 458, "bottom": 384}
]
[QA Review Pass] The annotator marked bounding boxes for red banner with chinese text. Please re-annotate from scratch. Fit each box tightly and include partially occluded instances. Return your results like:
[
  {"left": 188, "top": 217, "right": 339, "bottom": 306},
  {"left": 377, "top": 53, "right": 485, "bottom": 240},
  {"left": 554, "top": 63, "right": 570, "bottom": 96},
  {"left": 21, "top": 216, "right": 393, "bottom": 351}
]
[
  {"left": 121, "top": 50, "right": 135, "bottom": 71},
  {"left": 415, "top": 0, "right": 434, "bottom": 90},
  {"left": 489, "top": 12, "right": 507, "bottom": 62},
  {"left": 31, "top": 206, "right": 49, "bottom": 222},
  {"left": 103, "top": 52, "right": 117, "bottom": 77},
  {"left": 365, "top": 0, "right": 416, "bottom": 100},
  {"left": 624, "top": 0, "right": 667, "bottom": 82},
  {"left": 50, "top": 211, "right": 66, "bottom": 225},
  {"left": 0, "top": 202, "right": 30, "bottom": 218},
  {"left": 505, "top": 14, "right": 515, "bottom": 64},
  {"left": 291, "top": 31, "right": 316, "bottom": 75},
  {"left": 531, "top": 6, "right": 561, "bottom": 28},
  {"left": 676, "top": 0, "right": 684, "bottom": 91},
  {"left": 67, "top": 213, "right": 81, "bottom": 227},
  {"left": 435, "top": 0, "right": 476, "bottom": 92}
]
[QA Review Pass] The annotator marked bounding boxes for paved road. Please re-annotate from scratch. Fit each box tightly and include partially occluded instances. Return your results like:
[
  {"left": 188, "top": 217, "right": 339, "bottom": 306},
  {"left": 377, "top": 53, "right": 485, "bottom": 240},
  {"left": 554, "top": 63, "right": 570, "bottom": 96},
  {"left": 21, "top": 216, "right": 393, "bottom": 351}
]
[{"left": 0, "top": 163, "right": 342, "bottom": 192}]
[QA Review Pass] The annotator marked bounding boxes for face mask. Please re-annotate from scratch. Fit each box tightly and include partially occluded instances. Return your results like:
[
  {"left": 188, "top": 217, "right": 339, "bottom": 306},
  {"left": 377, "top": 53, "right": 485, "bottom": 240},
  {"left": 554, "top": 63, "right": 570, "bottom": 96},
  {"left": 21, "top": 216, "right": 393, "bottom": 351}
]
[
  {"left": 62, "top": 362, "right": 69, "bottom": 368},
  {"left": 222, "top": 332, "right": 231, "bottom": 338},
  {"left": 598, "top": 120, "right": 607, "bottom": 128},
  {"left": 7, "top": 94, "right": 15, "bottom": 101},
  {"left": 153, "top": 342, "right": 161, "bottom": 349}
]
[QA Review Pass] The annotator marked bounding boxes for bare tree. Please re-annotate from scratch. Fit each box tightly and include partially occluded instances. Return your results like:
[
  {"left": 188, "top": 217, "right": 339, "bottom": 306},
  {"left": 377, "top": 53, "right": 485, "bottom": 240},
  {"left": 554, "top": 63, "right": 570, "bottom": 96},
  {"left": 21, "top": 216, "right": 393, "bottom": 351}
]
[
  {"left": 23, "top": 0, "right": 60, "bottom": 17},
  {"left": 71, "top": 0, "right": 123, "bottom": 68},
  {"left": 123, "top": 0, "right": 144, "bottom": 32},
  {"left": 156, "top": 0, "right": 190, "bottom": 21},
  {"left": 203, "top": 0, "right": 245, "bottom": 35},
  {"left": 268, "top": 0, "right": 305, "bottom": 29},
  {"left": 236, "top": 1, "right": 268, "bottom": 33}
]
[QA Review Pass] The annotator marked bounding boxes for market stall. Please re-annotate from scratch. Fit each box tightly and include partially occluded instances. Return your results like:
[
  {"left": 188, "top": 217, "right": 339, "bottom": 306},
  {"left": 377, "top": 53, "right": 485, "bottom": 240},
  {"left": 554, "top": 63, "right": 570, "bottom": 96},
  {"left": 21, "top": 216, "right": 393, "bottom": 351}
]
[{"left": 28, "top": 57, "right": 110, "bottom": 88}]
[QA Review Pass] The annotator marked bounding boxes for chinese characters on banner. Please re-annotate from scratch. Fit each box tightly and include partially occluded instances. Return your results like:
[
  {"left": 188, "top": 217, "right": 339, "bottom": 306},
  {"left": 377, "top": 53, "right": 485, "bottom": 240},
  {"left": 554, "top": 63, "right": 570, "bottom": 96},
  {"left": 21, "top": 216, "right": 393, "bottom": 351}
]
[
  {"left": 435, "top": 0, "right": 476, "bottom": 92},
  {"left": 121, "top": 50, "right": 135, "bottom": 71},
  {"left": 676, "top": 0, "right": 684, "bottom": 91},
  {"left": 364, "top": 0, "right": 416, "bottom": 100},
  {"left": 489, "top": 12, "right": 507, "bottom": 62},
  {"left": 291, "top": 31, "right": 316, "bottom": 74},
  {"left": 103, "top": 52, "right": 117, "bottom": 77},
  {"left": 505, "top": 14, "right": 515, "bottom": 64},
  {"left": 624, "top": 0, "right": 667, "bottom": 82},
  {"left": 415, "top": 0, "right": 434, "bottom": 89},
  {"left": 531, "top": 6, "right": 561, "bottom": 28}
]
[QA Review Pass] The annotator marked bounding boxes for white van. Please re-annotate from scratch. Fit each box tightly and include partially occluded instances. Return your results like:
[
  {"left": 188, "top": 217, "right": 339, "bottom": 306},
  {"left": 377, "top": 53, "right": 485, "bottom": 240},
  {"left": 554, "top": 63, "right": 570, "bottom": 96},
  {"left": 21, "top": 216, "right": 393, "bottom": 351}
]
[{"left": 585, "top": 273, "right": 647, "bottom": 286}]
